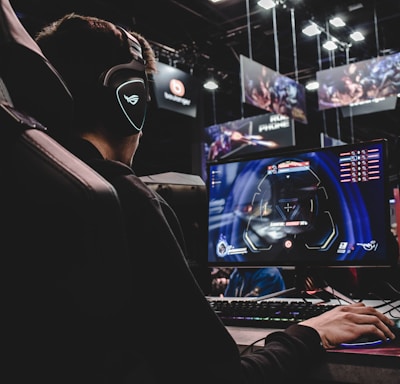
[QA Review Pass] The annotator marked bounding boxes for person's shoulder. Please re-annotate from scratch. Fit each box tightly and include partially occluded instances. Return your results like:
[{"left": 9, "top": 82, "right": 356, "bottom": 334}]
[
  {"left": 89, "top": 158, "right": 132, "bottom": 176},
  {"left": 88, "top": 159, "right": 156, "bottom": 198}
]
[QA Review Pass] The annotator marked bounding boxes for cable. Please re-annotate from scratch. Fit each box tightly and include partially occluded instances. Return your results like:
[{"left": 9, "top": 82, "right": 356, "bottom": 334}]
[
  {"left": 367, "top": 292, "right": 400, "bottom": 318},
  {"left": 383, "top": 281, "right": 400, "bottom": 296}
]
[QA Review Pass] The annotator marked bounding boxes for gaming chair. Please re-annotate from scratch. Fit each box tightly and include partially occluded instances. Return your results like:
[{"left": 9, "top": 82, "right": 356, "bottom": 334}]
[{"left": 1, "top": 0, "right": 133, "bottom": 381}]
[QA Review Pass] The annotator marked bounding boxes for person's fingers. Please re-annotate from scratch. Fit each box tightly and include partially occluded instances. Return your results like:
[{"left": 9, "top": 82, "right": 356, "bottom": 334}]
[
  {"left": 336, "top": 305, "right": 396, "bottom": 340},
  {"left": 302, "top": 303, "right": 397, "bottom": 348}
]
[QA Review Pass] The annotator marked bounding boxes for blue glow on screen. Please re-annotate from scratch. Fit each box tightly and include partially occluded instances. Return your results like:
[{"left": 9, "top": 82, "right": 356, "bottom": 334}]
[{"left": 207, "top": 140, "right": 392, "bottom": 268}]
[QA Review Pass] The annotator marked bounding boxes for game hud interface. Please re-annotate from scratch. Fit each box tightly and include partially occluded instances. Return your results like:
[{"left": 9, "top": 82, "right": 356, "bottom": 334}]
[{"left": 207, "top": 140, "right": 392, "bottom": 268}]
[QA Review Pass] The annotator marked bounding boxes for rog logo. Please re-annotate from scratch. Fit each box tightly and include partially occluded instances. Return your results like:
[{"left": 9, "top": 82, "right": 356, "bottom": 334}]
[{"left": 124, "top": 94, "right": 139, "bottom": 105}]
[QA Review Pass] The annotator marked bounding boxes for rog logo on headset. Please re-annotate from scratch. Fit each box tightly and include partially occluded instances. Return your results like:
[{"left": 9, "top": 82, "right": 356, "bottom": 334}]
[{"left": 124, "top": 94, "right": 140, "bottom": 105}]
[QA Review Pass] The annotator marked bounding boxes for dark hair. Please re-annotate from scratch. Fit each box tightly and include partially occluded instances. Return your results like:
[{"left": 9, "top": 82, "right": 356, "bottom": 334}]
[{"left": 36, "top": 13, "right": 156, "bottom": 133}]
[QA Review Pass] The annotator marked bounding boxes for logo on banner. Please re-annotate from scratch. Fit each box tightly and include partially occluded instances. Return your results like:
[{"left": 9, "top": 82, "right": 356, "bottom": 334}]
[
  {"left": 169, "top": 79, "right": 185, "bottom": 97},
  {"left": 152, "top": 61, "right": 199, "bottom": 117}
]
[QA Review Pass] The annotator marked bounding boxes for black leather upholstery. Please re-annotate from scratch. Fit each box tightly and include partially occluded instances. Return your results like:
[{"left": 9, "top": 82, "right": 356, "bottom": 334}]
[
  {"left": 1, "top": 1, "right": 132, "bottom": 381},
  {"left": 0, "top": 0, "right": 73, "bottom": 136}
]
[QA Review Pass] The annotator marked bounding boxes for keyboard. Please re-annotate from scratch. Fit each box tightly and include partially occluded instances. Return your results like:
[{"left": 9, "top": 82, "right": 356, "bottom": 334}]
[{"left": 207, "top": 297, "right": 338, "bottom": 328}]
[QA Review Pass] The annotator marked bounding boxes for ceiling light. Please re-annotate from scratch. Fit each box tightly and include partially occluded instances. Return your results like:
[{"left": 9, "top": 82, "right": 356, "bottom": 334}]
[
  {"left": 203, "top": 80, "right": 219, "bottom": 90},
  {"left": 257, "top": 0, "right": 276, "bottom": 10},
  {"left": 323, "top": 40, "right": 338, "bottom": 50},
  {"left": 305, "top": 81, "right": 319, "bottom": 91},
  {"left": 302, "top": 22, "right": 321, "bottom": 37},
  {"left": 350, "top": 31, "right": 365, "bottom": 41},
  {"left": 348, "top": 3, "right": 364, "bottom": 12},
  {"left": 329, "top": 17, "right": 346, "bottom": 27}
]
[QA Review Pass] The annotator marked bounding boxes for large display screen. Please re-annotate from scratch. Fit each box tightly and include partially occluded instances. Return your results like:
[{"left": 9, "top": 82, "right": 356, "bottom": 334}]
[
  {"left": 240, "top": 55, "right": 308, "bottom": 124},
  {"left": 203, "top": 113, "right": 295, "bottom": 162},
  {"left": 316, "top": 53, "right": 400, "bottom": 115},
  {"left": 207, "top": 140, "right": 395, "bottom": 268}
]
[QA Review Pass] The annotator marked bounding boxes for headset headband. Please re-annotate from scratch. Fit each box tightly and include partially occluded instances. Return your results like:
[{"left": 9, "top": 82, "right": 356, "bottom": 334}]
[
  {"left": 101, "top": 26, "right": 147, "bottom": 88},
  {"left": 116, "top": 26, "right": 146, "bottom": 66}
]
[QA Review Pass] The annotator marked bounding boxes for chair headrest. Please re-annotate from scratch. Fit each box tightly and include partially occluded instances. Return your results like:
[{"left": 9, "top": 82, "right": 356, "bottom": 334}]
[{"left": 0, "top": 0, "right": 73, "bottom": 137}]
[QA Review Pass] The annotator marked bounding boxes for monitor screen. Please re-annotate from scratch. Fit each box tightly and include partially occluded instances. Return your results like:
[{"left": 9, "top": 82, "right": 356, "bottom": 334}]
[{"left": 207, "top": 139, "right": 395, "bottom": 269}]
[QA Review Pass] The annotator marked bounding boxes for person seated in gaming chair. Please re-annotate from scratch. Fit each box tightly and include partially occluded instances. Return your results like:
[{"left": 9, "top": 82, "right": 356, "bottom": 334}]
[{"left": 34, "top": 13, "right": 397, "bottom": 384}]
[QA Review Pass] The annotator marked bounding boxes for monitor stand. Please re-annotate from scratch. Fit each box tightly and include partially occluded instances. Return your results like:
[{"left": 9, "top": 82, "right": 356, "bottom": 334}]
[{"left": 256, "top": 267, "right": 356, "bottom": 304}]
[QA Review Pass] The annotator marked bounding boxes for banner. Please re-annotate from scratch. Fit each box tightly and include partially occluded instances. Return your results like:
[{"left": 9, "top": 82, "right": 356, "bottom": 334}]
[
  {"left": 152, "top": 61, "right": 200, "bottom": 117},
  {"left": 316, "top": 52, "right": 400, "bottom": 115},
  {"left": 240, "top": 55, "right": 308, "bottom": 124},
  {"left": 203, "top": 113, "right": 295, "bottom": 162}
]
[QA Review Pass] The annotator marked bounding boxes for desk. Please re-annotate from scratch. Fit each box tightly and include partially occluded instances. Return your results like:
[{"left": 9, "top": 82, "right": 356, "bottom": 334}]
[
  {"left": 228, "top": 326, "right": 399, "bottom": 383},
  {"left": 225, "top": 299, "right": 400, "bottom": 384}
]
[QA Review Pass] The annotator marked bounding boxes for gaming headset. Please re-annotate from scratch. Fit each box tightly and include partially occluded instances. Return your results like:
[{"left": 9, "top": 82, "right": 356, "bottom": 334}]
[{"left": 99, "top": 26, "right": 149, "bottom": 137}]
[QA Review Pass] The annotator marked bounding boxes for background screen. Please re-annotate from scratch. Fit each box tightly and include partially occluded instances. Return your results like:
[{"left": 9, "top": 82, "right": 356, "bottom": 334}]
[{"left": 316, "top": 53, "right": 400, "bottom": 114}]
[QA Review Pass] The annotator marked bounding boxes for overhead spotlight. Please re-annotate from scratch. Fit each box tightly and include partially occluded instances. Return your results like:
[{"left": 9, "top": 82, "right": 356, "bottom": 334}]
[
  {"left": 203, "top": 80, "right": 219, "bottom": 90},
  {"left": 305, "top": 81, "right": 319, "bottom": 91},
  {"left": 302, "top": 22, "right": 321, "bottom": 36},
  {"left": 348, "top": 3, "right": 364, "bottom": 12},
  {"left": 329, "top": 17, "right": 346, "bottom": 27},
  {"left": 257, "top": 0, "right": 276, "bottom": 10},
  {"left": 323, "top": 40, "right": 338, "bottom": 51},
  {"left": 350, "top": 31, "right": 365, "bottom": 41}
]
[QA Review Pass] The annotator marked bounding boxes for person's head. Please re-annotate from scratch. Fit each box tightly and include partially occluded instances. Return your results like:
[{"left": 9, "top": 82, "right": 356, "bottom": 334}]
[{"left": 35, "top": 13, "right": 157, "bottom": 142}]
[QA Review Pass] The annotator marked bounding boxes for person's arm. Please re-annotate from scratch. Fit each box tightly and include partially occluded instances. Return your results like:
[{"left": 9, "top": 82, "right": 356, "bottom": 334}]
[
  {"left": 238, "top": 303, "right": 396, "bottom": 383},
  {"left": 239, "top": 324, "right": 324, "bottom": 383}
]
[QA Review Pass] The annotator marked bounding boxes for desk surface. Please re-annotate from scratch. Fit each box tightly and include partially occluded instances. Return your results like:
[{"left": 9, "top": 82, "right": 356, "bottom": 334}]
[
  {"left": 225, "top": 298, "right": 400, "bottom": 384},
  {"left": 228, "top": 326, "right": 400, "bottom": 384}
]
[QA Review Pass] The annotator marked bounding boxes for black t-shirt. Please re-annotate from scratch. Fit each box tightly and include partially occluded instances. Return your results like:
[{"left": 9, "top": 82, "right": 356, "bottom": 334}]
[{"left": 66, "top": 138, "right": 326, "bottom": 384}]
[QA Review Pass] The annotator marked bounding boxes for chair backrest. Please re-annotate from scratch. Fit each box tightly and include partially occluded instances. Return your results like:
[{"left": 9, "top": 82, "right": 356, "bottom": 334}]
[{"left": 1, "top": 0, "right": 132, "bottom": 379}]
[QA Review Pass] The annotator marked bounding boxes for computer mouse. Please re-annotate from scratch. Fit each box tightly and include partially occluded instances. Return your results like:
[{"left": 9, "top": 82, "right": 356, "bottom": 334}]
[
  {"left": 340, "top": 335, "right": 389, "bottom": 348},
  {"left": 339, "top": 319, "right": 399, "bottom": 348},
  {"left": 389, "top": 320, "right": 400, "bottom": 338}
]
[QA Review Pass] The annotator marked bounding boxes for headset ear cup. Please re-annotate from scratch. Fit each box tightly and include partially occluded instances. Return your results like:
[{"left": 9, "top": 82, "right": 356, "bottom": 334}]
[{"left": 100, "top": 68, "right": 148, "bottom": 136}]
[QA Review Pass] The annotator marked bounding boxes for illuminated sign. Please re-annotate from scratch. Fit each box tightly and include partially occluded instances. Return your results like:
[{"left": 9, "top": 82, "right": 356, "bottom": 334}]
[{"left": 152, "top": 61, "right": 200, "bottom": 118}]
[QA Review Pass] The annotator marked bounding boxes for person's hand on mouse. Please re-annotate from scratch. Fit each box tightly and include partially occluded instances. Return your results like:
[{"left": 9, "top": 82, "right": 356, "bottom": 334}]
[{"left": 299, "top": 302, "right": 396, "bottom": 349}]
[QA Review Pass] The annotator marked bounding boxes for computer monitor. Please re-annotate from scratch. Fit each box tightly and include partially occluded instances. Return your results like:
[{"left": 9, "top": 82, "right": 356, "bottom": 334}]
[{"left": 207, "top": 139, "right": 396, "bottom": 270}]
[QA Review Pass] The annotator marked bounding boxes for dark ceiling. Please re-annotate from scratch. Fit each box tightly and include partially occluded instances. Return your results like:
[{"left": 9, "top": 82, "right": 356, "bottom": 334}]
[
  {"left": 10, "top": 0, "right": 400, "bottom": 80},
  {"left": 8, "top": 0, "right": 400, "bottom": 180}
]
